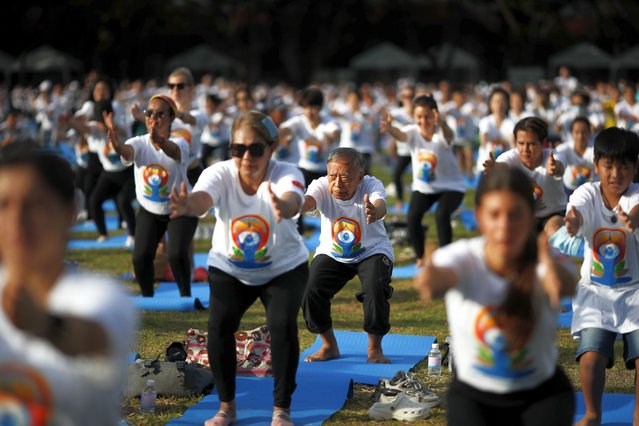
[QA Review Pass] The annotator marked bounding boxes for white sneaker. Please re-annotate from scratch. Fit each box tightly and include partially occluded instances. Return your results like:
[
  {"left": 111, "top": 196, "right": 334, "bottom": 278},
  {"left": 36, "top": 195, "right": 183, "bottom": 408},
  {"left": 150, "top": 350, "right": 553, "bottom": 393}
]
[
  {"left": 76, "top": 209, "right": 88, "bottom": 222},
  {"left": 368, "top": 391, "right": 430, "bottom": 421},
  {"left": 96, "top": 235, "right": 108, "bottom": 243},
  {"left": 378, "top": 370, "right": 441, "bottom": 408},
  {"left": 125, "top": 236, "right": 135, "bottom": 248}
]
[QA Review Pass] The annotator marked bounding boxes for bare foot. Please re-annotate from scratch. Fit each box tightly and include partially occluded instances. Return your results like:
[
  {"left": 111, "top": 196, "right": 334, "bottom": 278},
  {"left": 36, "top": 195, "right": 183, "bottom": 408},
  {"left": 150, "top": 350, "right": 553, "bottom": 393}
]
[
  {"left": 368, "top": 348, "right": 391, "bottom": 364},
  {"left": 204, "top": 409, "right": 237, "bottom": 426},
  {"left": 304, "top": 346, "right": 340, "bottom": 362},
  {"left": 573, "top": 413, "right": 601, "bottom": 426}
]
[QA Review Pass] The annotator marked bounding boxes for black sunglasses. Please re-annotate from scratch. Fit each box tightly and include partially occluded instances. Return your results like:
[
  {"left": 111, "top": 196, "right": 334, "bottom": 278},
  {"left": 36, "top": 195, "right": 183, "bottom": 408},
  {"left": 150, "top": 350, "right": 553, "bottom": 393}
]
[
  {"left": 230, "top": 143, "right": 268, "bottom": 158},
  {"left": 168, "top": 82, "right": 188, "bottom": 90},
  {"left": 144, "top": 109, "right": 167, "bottom": 119}
]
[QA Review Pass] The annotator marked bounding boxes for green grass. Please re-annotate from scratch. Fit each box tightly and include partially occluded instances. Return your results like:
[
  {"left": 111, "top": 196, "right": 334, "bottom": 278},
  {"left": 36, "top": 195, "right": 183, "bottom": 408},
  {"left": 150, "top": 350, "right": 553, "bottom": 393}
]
[{"left": 67, "top": 165, "right": 635, "bottom": 425}]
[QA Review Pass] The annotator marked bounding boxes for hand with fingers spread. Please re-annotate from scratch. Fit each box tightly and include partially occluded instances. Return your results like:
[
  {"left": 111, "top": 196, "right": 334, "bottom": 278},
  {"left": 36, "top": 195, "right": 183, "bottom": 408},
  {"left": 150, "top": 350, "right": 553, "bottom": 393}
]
[
  {"left": 169, "top": 181, "right": 190, "bottom": 219},
  {"left": 616, "top": 205, "right": 638, "bottom": 233},
  {"left": 131, "top": 103, "right": 145, "bottom": 122},
  {"left": 546, "top": 150, "right": 557, "bottom": 176},
  {"left": 537, "top": 233, "right": 562, "bottom": 309},
  {"left": 364, "top": 194, "right": 379, "bottom": 224},
  {"left": 482, "top": 151, "right": 496, "bottom": 174},
  {"left": 379, "top": 109, "right": 393, "bottom": 134},
  {"left": 564, "top": 206, "right": 582, "bottom": 236},
  {"left": 268, "top": 182, "right": 284, "bottom": 223}
]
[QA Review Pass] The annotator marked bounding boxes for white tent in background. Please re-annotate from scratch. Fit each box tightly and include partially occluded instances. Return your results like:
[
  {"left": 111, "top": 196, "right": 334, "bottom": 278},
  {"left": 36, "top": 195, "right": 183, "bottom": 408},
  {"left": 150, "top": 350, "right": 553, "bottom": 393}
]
[
  {"left": 0, "top": 51, "right": 15, "bottom": 72},
  {"left": 350, "top": 42, "right": 425, "bottom": 71},
  {"left": 165, "top": 44, "right": 237, "bottom": 74},
  {"left": 613, "top": 45, "right": 639, "bottom": 70},
  {"left": 13, "top": 45, "right": 82, "bottom": 74},
  {"left": 426, "top": 43, "right": 480, "bottom": 80},
  {"left": 548, "top": 42, "right": 612, "bottom": 70}
]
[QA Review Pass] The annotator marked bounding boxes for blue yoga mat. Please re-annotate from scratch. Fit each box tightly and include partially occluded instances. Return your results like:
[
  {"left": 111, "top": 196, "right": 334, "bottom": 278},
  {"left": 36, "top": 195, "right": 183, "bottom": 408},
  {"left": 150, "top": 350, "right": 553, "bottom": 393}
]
[
  {"left": 71, "top": 216, "right": 121, "bottom": 233},
  {"left": 458, "top": 209, "right": 478, "bottom": 231},
  {"left": 167, "top": 375, "right": 352, "bottom": 426},
  {"left": 298, "top": 330, "right": 435, "bottom": 385},
  {"left": 574, "top": 392, "right": 635, "bottom": 425},
  {"left": 304, "top": 230, "right": 321, "bottom": 252},
  {"left": 132, "top": 282, "right": 210, "bottom": 311},
  {"left": 68, "top": 233, "right": 131, "bottom": 250},
  {"left": 464, "top": 174, "right": 480, "bottom": 189},
  {"left": 392, "top": 263, "right": 417, "bottom": 279}
]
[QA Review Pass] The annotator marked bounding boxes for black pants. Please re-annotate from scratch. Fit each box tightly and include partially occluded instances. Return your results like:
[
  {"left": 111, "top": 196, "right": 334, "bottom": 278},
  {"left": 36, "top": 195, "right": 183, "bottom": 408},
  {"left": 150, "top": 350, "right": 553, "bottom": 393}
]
[
  {"left": 393, "top": 155, "right": 412, "bottom": 203},
  {"left": 303, "top": 254, "right": 393, "bottom": 336},
  {"left": 447, "top": 368, "right": 574, "bottom": 426},
  {"left": 89, "top": 167, "right": 136, "bottom": 237},
  {"left": 133, "top": 207, "right": 198, "bottom": 297},
  {"left": 187, "top": 164, "right": 204, "bottom": 187},
  {"left": 83, "top": 152, "right": 103, "bottom": 218},
  {"left": 207, "top": 262, "right": 309, "bottom": 408},
  {"left": 200, "top": 144, "right": 229, "bottom": 168},
  {"left": 407, "top": 190, "right": 464, "bottom": 259}
]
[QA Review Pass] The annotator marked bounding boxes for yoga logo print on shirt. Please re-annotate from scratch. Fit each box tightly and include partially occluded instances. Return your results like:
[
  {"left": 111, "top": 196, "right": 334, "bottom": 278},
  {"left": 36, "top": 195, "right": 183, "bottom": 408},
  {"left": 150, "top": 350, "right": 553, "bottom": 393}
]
[
  {"left": 331, "top": 217, "right": 365, "bottom": 259},
  {"left": 591, "top": 228, "right": 631, "bottom": 286},
  {"left": 171, "top": 127, "right": 192, "bottom": 144},
  {"left": 0, "top": 364, "right": 52, "bottom": 425},
  {"left": 350, "top": 122, "right": 361, "bottom": 141},
  {"left": 473, "top": 306, "right": 534, "bottom": 379},
  {"left": 532, "top": 180, "right": 545, "bottom": 211},
  {"left": 228, "top": 215, "right": 273, "bottom": 269},
  {"left": 569, "top": 165, "right": 592, "bottom": 188},
  {"left": 143, "top": 164, "right": 170, "bottom": 203},
  {"left": 417, "top": 150, "right": 438, "bottom": 183},
  {"left": 304, "top": 139, "right": 324, "bottom": 164}
]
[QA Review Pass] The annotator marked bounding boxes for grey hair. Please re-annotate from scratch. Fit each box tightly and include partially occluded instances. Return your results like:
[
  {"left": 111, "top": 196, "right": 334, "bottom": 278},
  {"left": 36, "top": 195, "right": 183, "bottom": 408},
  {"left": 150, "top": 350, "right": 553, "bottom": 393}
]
[{"left": 327, "top": 147, "right": 365, "bottom": 171}]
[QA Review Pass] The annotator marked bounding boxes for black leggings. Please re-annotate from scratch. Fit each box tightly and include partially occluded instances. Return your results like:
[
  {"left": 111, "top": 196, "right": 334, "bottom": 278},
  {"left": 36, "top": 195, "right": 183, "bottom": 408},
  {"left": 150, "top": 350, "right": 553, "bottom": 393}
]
[
  {"left": 393, "top": 155, "right": 412, "bottom": 203},
  {"left": 447, "top": 368, "right": 574, "bottom": 426},
  {"left": 207, "top": 262, "right": 309, "bottom": 408},
  {"left": 89, "top": 167, "right": 136, "bottom": 237},
  {"left": 82, "top": 152, "right": 103, "bottom": 218},
  {"left": 303, "top": 254, "right": 393, "bottom": 336},
  {"left": 133, "top": 207, "right": 198, "bottom": 297},
  {"left": 407, "top": 190, "right": 464, "bottom": 259}
]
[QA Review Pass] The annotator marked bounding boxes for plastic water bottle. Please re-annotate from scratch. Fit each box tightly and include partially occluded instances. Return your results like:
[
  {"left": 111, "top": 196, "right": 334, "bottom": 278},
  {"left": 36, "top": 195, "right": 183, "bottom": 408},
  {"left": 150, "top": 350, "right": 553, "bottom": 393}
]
[
  {"left": 140, "top": 379, "right": 157, "bottom": 414},
  {"left": 428, "top": 343, "right": 442, "bottom": 376}
]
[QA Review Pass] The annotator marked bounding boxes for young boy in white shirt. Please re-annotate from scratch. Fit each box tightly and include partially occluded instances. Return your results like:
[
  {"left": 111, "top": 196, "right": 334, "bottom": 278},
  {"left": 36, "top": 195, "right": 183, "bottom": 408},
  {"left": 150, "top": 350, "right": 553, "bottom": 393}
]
[{"left": 564, "top": 127, "right": 639, "bottom": 426}]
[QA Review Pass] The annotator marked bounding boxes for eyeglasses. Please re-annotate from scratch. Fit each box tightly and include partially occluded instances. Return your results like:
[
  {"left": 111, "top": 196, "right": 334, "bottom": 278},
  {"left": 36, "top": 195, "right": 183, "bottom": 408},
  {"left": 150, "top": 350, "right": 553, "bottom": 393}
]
[
  {"left": 230, "top": 143, "right": 268, "bottom": 158},
  {"left": 144, "top": 109, "right": 167, "bottom": 119},
  {"left": 168, "top": 82, "right": 188, "bottom": 91}
]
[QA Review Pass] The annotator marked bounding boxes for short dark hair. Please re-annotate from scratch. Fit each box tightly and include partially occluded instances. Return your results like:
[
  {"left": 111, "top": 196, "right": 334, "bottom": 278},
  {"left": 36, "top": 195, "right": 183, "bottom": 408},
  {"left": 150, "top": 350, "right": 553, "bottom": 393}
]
[
  {"left": 570, "top": 116, "right": 591, "bottom": 133},
  {"left": 298, "top": 87, "right": 324, "bottom": 108},
  {"left": 0, "top": 142, "right": 75, "bottom": 206},
  {"left": 411, "top": 95, "right": 438, "bottom": 113},
  {"left": 594, "top": 127, "right": 639, "bottom": 164},
  {"left": 513, "top": 116, "right": 548, "bottom": 142},
  {"left": 327, "top": 147, "right": 365, "bottom": 172}
]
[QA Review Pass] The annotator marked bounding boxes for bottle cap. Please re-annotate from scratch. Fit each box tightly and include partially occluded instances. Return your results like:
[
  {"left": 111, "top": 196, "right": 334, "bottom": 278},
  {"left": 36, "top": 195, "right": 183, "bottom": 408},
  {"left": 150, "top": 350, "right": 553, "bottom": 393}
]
[
  {"left": 146, "top": 379, "right": 156, "bottom": 387},
  {"left": 431, "top": 343, "right": 439, "bottom": 349}
]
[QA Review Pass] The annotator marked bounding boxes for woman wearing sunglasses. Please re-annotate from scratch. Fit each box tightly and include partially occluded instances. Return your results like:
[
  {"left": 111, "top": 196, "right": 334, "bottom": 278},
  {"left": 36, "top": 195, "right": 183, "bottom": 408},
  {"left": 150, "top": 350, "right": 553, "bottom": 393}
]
[
  {"left": 104, "top": 95, "right": 197, "bottom": 298},
  {"left": 170, "top": 110, "right": 309, "bottom": 426}
]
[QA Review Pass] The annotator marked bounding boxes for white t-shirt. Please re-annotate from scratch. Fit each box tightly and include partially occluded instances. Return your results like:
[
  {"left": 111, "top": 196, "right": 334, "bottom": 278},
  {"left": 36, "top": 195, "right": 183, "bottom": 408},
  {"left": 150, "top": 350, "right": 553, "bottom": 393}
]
[
  {"left": 75, "top": 101, "right": 128, "bottom": 153},
  {"left": 402, "top": 124, "right": 466, "bottom": 194},
  {"left": 476, "top": 115, "right": 515, "bottom": 174},
  {"left": 0, "top": 268, "right": 137, "bottom": 426},
  {"left": 497, "top": 148, "right": 567, "bottom": 217},
  {"left": 555, "top": 142, "right": 595, "bottom": 190},
  {"left": 388, "top": 107, "right": 413, "bottom": 156},
  {"left": 433, "top": 237, "right": 559, "bottom": 393},
  {"left": 280, "top": 114, "right": 340, "bottom": 172},
  {"left": 200, "top": 112, "right": 230, "bottom": 148},
  {"left": 88, "top": 123, "right": 129, "bottom": 172},
  {"left": 170, "top": 109, "right": 209, "bottom": 165},
  {"left": 193, "top": 159, "right": 309, "bottom": 285},
  {"left": 614, "top": 101, "right": 639, "bottom": 129},
  {"left": 338, "top": 111, "right": 375, "bottom": 154},
  {"left": 567, "top": 183, "right": 639, "bottom": 335},
  {"left": 306, "top": 176, "right": 394, "bottom": 263},
  {"left": 123, "top": 134, "right": 191, "bottom": 215}
]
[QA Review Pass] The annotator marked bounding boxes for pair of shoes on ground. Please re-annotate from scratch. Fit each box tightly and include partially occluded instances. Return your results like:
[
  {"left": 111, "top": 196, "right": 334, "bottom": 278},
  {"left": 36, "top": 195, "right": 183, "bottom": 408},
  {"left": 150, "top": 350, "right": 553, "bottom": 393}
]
[
  {"left": 368, "top": 370, "right": 440, "bottom": 421},
  {"left": 204, "top": 409, "right": 293, "bottom": 426},
  {"left": 95, "top": 235, "right": 135, "bottom": 248}
]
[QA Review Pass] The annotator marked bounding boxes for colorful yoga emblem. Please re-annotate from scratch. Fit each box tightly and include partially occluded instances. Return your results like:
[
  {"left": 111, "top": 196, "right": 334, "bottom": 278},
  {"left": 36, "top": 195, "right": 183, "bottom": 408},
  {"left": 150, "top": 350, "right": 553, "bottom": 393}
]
[
  {"left": 591, "top": 228, "right": 631, "bottom": 286},
  {"left": 473, "top": 306, "right": 534, "bottom": 379},
  {"left": 142, "top": 164, "right": 170, "bottom": 203},
  {"left": 417, "top": 150, "right": 437, "bottom": 183},
  {"left": 331, "top": 217, "right": 364, "bottom": 259},
  {"left": 228, "top": 215, "right": 272, "bottom": 269},
  {"left": 0, "top": 364, "right": 52, "bottom": 426}
]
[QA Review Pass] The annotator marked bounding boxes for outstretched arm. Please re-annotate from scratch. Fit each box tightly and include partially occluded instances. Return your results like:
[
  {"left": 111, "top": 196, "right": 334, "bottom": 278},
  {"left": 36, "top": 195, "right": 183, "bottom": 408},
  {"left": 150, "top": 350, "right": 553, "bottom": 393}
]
[
  {"left": 268, "top": 183, "right": 302, "bottom": 223},
  {"left": 413, "top": 260, "right": 459, "bottom": 303},
  {"left": 170, "top": 182, "right": 214, "bottom": 218},
  {"left": 104, "top": 111, "right": 134, "bottom": 162},
  {"left": 379, "top": 110, "right": 407, "bottom": 142},
  {"left": 301, "top": 194, "right": 317, "bottom": 215}
]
